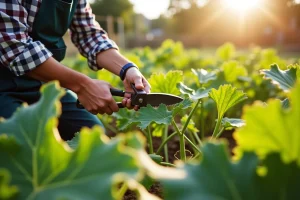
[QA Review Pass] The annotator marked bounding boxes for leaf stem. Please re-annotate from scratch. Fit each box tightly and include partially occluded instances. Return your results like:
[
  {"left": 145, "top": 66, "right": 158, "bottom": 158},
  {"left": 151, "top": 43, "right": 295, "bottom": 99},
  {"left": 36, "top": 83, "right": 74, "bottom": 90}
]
[
  {"left": 172, "top": 119, "right": 186, "bottom": 162},
  {"left": 200, "top": 100, "right": 205, "bottom": 139},
  {"left": 160, "top": 162, "right": 176, "bottom": 167},
  {"left": 163, "top": 125, "right": 169, "bottom": 163},
  {"left": 182, "top": 99, "right": 201, "bottom": 134},
  {"left": 156, "top": 132, "right": 176, "bottom": 154},
  {"left": 147, "top": 126, "right": 154, "bottom": 154},
  {"left": 116, "top": 183, "right": 128, "bottom": 200},
  {"left": 184, "top": 135, "right": 202, "bottom": 155},
  {"left": 216, "top": 127, "right": 225, "bottom": 138},
  {"left": 212, "top": 117, "right": 222, "bottom": 138}
]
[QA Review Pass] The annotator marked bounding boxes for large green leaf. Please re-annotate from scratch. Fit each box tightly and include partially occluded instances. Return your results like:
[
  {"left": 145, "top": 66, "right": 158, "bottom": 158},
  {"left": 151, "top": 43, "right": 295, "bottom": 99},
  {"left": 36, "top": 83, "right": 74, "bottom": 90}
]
[
  {"left": 234, "top": 82, "right": 300, "bottom": 166},
  {"left": 209, "top": 85, "right": 247, "bottom": 119},
  {"left": 260, "top": 64, "right": 297, "bottom": 91},
  {"left": 0, "top": 169, "right": 18, "bottom": 200},
  {"left": 191, "top": 69, "right": 217, "bottom": 85},
  {"left": 148, "top": 71, "right": 183, "bottom": 95},
  {"left": 128, "top": 104, "right": 173, "bottom": 130},
  {"left": 160, "top": 142, "right": 300, "bottom": 200},
  {"left": 0, "top": 82, "right": 150, "bottom": 200}
]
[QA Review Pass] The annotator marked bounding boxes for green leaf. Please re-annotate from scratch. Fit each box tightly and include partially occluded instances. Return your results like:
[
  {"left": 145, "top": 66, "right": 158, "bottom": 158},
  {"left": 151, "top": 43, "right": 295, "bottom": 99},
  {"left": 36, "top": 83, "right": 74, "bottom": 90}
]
[
  {"left": 172, "top": 98, "right": 193, "bottom": 116},
  {"left": 234, "top": 82, "right": 300, "bottom": 166},
  {"left": 221, "top": 61, "right": 248, "bottom": 83},
  {"left": 209, "top": 84, "right": 248, "bottom": 119},
  {"left": 191, "top": 69, "right": 217, "bottom": 85},
  {"left": 0, "top": 82, "right": 145, "bottom": 200},
  {"left": 221, "top": 118, "right": 245, "bottom": 129},
  {"left": 260, "top": 64, "right": 297, "bottom": 91},
  {"left": 0, "top": 169, "right": 18, "bottom": 200},
  {"left": 133, "top": 104, "right": 173, "bottom": 130},
  {"left": 160, "top": 142, "right": 300, "bottom": 200},
  {"left": 149, "top": 70, "right": 183, "bottom": 95},
  {"left": 113, "top": 109, "right": 136, "bottom": 131},
  {"left": 178, "top": 83, "right": 210, "bottom": 101},
  {"left": 216, "top": 42, "right": 236, "bottom": 61}
]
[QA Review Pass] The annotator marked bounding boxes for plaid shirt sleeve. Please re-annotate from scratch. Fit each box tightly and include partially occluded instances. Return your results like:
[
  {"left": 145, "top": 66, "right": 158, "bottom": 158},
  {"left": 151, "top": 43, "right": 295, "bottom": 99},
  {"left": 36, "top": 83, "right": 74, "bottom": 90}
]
[
  {"left": 69, "top": 0, "right": 119, "bottom": 71},
  {"left": 0, "top": 1, "right": 52, "bottom": 76}
]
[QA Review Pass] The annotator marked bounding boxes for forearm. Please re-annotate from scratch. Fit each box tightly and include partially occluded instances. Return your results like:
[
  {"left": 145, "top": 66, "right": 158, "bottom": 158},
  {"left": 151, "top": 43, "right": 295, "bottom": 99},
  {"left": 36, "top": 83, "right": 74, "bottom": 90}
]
[
  {"left": 96, "top": 49, "right": 130, "bottom": 76},
  {"left": 27, "top": 57, "right": 90, "bottom": 93}
]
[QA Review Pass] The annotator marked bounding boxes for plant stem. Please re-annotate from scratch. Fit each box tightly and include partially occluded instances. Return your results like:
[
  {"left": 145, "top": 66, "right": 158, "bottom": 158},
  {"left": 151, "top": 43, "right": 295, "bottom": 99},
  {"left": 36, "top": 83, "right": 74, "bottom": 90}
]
[
  {"left": 115, "top": 183, "right": 128, "bottom": 200},
  {"left": 187, "top": 132, "right": 197, "bottom": 154},
  {"left": 184, "top": 135, "right": 202, "bottom": 155},
  {"left": 200, "top": 100, "right": 205, "bottom": 139},
  {"left": 156, "top": 132, "right": 176, "bottom": 154},
  {"left": 163, "top": 125, "right": 169, "bottom": 163},
  {"left": 182, "top": 99, "right": 201, "bottom": 134},
  {"left": 212, "top": 117, "right": 222, "bottom": 138},
  {"left": 147, "top": 126, "right": 154, "bottom": 154},
  {"left": 172, "top": 119, "right": 186, "bottom": 162},
  {"left": 216, "top": 127, "right": 225, "bottom": 138},
  {"left": 160, "top": 162, "right": 176, "bottom": 167}
]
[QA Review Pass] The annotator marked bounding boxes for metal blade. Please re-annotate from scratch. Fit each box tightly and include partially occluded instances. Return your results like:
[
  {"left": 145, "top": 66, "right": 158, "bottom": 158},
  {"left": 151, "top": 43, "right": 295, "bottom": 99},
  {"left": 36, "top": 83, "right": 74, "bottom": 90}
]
[{"left": 145, "top": 93, "right": 183, "bottom": 106}]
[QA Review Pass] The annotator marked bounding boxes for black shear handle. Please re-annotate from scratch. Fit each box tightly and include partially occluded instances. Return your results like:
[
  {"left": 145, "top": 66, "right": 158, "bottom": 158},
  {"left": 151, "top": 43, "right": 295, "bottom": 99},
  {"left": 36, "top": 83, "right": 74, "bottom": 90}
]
[{"left": 76, "top": 88, "right": 126, "bottom": 109}]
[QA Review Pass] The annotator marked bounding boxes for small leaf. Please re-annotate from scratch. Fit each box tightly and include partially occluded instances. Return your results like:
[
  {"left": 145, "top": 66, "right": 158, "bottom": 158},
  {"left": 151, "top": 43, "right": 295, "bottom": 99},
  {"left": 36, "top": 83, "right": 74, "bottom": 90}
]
[
  {"left": 178, "top": 83, "right": 210, "bottom": 101},
  {"left": 172, "top": 98, "right": 193, "bottom": 116},
  {"left": 159, "top": 142, "right": 300, "bottom": 200},
  {"left": 281, "top": 98, "right": 290, "bottom": 109},
  {"left": 113, "top": 109, "right": 136, "bottom": 131},
  {"left": 209, "top": 84, "right": 247, "bottom": 119},
  {"left": 181, "top": 115, "right": 199, "bottom": 133},
  {"left": 261, "top": 64, "right": 297, "bottom": 91},
  {"left": 0, "top": 169, "right": 18, "bottom": 200},
  {"left": 234, "top": 82, "right": 300, "bottom": 166},
  {"left": 216, "top": 42, "right": 236, "bottom": 61},
  {"left": 221, "top": 118, "right": 245, "bottom": 129},
  {"left": 192, "top": 69, "right": 217, "bottom": 84},
  {"left": 149, "top": 71, "right": 183, "bottom": 95}
]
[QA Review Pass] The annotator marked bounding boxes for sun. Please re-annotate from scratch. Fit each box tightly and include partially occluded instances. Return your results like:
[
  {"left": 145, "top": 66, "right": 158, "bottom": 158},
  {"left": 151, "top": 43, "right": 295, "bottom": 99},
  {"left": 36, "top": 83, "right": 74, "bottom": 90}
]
[{"left": 224, "top": 0, "right": 260, "bottom": 12}]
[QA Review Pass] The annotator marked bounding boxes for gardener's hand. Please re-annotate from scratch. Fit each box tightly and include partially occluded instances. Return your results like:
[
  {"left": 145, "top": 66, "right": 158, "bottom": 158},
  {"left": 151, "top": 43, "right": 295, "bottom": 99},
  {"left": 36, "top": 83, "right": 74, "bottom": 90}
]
[
  {"left": 76, "top": 79, "right": 119, "bottom": 115},
  {"left": 122, "top": 67, "right": 151, "bottom": 110}
]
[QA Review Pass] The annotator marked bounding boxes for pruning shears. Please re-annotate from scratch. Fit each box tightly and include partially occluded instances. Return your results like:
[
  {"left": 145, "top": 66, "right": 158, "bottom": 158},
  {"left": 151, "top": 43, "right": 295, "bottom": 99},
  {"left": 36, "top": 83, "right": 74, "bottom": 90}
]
[{"left": 76, "top": 83, "right": 183, "bottom": 109}]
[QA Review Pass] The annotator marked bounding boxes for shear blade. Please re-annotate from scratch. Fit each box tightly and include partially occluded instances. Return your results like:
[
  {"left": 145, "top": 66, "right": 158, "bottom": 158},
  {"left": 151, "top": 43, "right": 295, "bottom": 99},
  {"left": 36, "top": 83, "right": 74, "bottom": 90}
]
[{"left": 145, "top": 93, "right": 183, "bottom": 107}]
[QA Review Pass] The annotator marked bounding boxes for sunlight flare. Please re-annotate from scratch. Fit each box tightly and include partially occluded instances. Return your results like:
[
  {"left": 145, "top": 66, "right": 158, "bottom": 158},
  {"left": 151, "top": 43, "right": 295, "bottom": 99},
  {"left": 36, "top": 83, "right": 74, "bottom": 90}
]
[{"left": 224, "top": 0, "right": 261, "bottom": 11}]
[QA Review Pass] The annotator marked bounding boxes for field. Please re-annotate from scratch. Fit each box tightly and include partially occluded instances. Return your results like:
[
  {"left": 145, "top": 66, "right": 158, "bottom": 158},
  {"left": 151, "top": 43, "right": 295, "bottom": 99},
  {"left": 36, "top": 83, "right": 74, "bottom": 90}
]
[{"left": 1, "top": 40, "right": 300, "bottom": 200}]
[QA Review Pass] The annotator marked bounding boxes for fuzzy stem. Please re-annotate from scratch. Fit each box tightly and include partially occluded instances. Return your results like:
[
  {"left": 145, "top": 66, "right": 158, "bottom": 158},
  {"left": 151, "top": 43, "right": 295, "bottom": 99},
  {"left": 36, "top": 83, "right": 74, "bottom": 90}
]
[
  {"left": 147, "top": 126, "right": 154, "bottom": 154},
  {"left": 156, "top": 132, "right": 176, "bottom": 154},
  {"left": 163, "top": 125, "right": 169, "bottom": 163},
  {"left": 172, "top": 119, "right": 186, "bottom": 162},
  {"left": 216, "top": 127, "right": 225, "bottom": 138},
  {"left": 212, "top": 117, "right": 222, "bottom": 138},
  {"left": 200, "top": 100, "right": 205, "bottom": 139}
]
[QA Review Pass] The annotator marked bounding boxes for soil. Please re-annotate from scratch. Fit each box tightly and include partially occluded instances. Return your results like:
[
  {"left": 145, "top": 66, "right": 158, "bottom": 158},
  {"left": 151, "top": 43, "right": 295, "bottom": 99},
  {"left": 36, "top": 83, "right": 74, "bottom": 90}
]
[{"left": 113, "top": 129, "right": 236, "bottom": 200}]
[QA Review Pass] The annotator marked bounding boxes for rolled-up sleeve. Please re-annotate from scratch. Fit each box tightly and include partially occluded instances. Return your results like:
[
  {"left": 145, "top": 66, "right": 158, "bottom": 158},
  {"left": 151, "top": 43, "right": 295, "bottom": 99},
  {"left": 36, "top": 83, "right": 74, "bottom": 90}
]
[
  {"left": 0, "top": 1, "right": 52, "bottom": 76},
  {"left": 69, "top": 0, "right": 118, "bottom": 71}
]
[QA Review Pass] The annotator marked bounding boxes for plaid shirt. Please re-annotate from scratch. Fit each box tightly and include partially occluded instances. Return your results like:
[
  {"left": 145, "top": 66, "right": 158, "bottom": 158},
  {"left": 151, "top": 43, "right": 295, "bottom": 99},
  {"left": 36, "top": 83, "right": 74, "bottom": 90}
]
[{"left": 0, "top": 0, "right": 118, "bottom": 76}]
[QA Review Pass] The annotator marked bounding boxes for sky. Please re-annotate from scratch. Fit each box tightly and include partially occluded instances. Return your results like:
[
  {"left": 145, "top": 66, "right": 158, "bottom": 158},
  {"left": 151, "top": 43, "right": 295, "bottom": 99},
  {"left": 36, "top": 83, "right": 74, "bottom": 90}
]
[{"left": 129, "top": 0, "right": 170, "bottom": 19}]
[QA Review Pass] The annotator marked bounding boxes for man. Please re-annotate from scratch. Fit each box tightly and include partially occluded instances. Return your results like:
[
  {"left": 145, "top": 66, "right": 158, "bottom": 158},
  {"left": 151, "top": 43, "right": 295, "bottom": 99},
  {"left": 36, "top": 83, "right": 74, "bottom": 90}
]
[{"left": 0, "top": 0, "right": 151, "bottom": 140}]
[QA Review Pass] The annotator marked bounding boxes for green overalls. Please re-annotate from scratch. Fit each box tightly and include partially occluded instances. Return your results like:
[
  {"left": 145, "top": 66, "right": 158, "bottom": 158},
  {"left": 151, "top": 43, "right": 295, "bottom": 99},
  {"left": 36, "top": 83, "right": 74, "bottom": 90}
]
[{"left": 0, "top": 0, "right": 103, "bottom": 140}]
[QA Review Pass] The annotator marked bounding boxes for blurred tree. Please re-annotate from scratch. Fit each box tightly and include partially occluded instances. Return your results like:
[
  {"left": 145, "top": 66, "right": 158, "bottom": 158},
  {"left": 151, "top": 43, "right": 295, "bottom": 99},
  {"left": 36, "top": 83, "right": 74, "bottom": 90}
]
[{"left": 90, "top": 0, "right": 134, "bottom": 30}]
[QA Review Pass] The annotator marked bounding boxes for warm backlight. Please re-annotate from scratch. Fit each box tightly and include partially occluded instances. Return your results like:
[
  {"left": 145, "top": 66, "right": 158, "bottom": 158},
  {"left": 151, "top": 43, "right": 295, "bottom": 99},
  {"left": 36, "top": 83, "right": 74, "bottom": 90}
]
[{"left": 224, "top": 0, "right": 260, "bottom": 11}]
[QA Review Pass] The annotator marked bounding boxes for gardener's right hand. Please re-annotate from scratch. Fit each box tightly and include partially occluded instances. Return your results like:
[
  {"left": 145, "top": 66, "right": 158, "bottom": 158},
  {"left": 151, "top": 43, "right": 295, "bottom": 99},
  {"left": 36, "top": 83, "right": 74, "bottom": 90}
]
[{"left": 76, "top": 79, "right": 119, "bottom": 115}]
